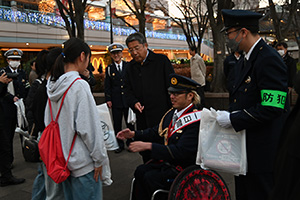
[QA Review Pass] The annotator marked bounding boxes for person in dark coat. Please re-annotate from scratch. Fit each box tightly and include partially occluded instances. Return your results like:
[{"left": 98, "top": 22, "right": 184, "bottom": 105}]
[
  {"left": 124, "top": 32, "right": 174, "bottom": 130},
  {"left": 0, "top": 72, "right": 25, "bottom": 187},
  {"left": 216, "top": 10, "right": 289, "bottom": 200},
  {"left": 117, "top": 74, "right": 201, "bottom": 200},
  {"left": 1, "top": 48, "right": 29, "bottom": 166},
  {"left": 223, "top": 50, "right": 243, "bottom": 101},
  {"left": 124, "top": 32, "right": 175, "bottom": 162},
  {"left": 275, "top": 42, "right": 297, "bottom": 89},
  {"left": 269, "top": 71, "right": 300, "bottom": 200},
  {"left": 105, "top": 43, "right": 134, "bottom": 153}
]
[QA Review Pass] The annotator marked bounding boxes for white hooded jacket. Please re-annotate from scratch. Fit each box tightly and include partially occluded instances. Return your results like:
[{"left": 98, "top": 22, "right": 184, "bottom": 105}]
[{"left": 45, "top": 71, "right": 108, "bottom": 177}]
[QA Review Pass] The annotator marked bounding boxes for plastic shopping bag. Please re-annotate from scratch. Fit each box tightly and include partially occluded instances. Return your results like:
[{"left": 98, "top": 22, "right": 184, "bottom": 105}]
[
  {"left": 196, "top": 108, "right": 247, "bottom": 175},
  {"left": 96, "top": 103, "right": 119, "bottom": 151},
  {"left": 127, "top": 107, "right": 136, "bottom": 125},
  {"left": 14, "top": 98, "right": 28, "bottom": 129}
]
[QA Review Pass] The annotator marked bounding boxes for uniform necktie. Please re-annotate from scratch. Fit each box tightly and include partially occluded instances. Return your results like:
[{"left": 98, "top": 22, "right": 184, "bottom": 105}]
[{"left": 117, "top": 65, "right": 121, "bottom": 72}]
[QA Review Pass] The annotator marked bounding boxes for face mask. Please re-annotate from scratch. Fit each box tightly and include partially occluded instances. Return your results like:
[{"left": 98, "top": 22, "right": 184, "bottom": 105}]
[
  {"left": 277, "top": 50, "right": 285, "bottom": 57},
  {"left": 9, "top": 61, "right": 20, "bottom": 69},
  {"left": 226, "top": 30, "right": 243, "bottom": 52}
]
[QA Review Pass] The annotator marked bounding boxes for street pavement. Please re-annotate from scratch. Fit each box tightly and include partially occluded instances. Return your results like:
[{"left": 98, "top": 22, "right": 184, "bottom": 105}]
[{"left": 0, "top": 133, "right": 236, "bottom": 200}]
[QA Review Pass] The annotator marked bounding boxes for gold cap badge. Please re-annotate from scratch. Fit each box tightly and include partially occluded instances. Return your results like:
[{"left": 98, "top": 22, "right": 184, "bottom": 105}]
[{"left": 171, "top": 77, "right": 177, "bottom": 85}]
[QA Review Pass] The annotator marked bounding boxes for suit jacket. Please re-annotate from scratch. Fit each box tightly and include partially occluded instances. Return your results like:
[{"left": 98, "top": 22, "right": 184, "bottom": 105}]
[
  {"left": 229, "top": 39, "right": 289, "bottom": 173},
  {"left": 105, "top": 60, "right": 128, "bottom": 108},
  {"left": 124, "top": 50, "right": 174, "bottom": 129},
  {"left": 134, "top": 105, "right": 200, "bottom": 169}
]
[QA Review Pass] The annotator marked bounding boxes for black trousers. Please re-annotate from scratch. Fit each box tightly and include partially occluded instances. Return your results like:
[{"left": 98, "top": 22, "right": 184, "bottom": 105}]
[
  {"left": 235, "top": 172, "right": 273, "bottom": 200},
  {"left": 0, "top": 127, "right": 13, "bottom": 179},
  {"left": 3, "top": 112, "right": 17, "bottom": 165},
  {"left": 133, "top": 163, "right": 178, "bottom": 200},
  {"left": 112, "top": 107, "right": 134, "bottom": 149}
]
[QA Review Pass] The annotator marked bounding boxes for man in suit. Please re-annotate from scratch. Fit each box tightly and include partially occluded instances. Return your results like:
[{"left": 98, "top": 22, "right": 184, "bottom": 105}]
[
  {"left": 216, "top": 10, "right": 289, "bottom": 200},
  {"left": 117, "top": 74, "right": 201, "bottom": 200},
  {"left": 124, "top": 32, "right": 175, "bottom": 162},
  {"left": 105, "top": 43, "right": 134, "bottom": 153},
  {"left": 2, "top": 48, "right": 29, "bottom": 166}
]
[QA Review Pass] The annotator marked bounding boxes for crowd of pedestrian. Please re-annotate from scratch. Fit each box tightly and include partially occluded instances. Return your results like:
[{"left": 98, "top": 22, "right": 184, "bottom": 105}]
[{"left": 0, "top": 8, "right": 299, "bottom": 200}]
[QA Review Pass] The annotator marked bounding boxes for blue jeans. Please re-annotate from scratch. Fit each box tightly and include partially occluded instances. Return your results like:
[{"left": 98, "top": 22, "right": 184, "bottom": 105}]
[
  {"left": 62, "top": 170, "right": 103, "bottom": 200},
  {"left": 32, "top": 163, "right": 46, "bottom": 200}
]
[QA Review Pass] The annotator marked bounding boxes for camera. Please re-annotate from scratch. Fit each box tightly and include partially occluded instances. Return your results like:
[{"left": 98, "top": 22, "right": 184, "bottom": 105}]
[{"left": 0, "top": 69, "right": 19, "bottom": 79}]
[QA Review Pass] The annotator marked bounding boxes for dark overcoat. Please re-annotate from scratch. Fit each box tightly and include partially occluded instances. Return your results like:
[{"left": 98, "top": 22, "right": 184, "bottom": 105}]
[
  {"left": 105, "top": 60, "right": 128, "bottom": 108},
  {"left": 124, "top": 50, "right": 174, "bottom": 129},
  {"left": 134, "top": 105, "right": 200, "bottom": 169},
  {"left": 229, "top": 39, "right": 289, "bottom": 173}
]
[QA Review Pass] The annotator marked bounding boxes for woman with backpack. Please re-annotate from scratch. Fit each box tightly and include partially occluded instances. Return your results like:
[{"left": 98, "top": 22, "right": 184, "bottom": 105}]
[{"left": 43, "top": 38, "right": 109, "bottom": 200}]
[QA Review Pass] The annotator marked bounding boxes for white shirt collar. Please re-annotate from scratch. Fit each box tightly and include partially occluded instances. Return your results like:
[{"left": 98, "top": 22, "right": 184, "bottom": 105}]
[
  {"left": 114, "top": 61, "right": 122, "bottom": 70},
  {"left": 174, "top": 103, "right": 193, "bottom": 118},
  {"left": 245, "top": 37, "right": 262, "bottom": 60},
  {"left": 9, "top": 66, "right": 17, "bottom": 73},
  {"left": 142, "top": 50, "right": 149, "bottom": 63}
]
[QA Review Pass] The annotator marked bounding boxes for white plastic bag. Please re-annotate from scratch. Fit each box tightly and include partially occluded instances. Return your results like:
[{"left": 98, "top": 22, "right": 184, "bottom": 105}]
[
  {"left": 127, "top": 107, "right": 136, "bottom": 125},
  {"left": 96, "top": 103, "right": 119, "bottom": 151},
  {"left": 196, "top": 108, "right": 247, "bottom": 175},
  {"left": 14, "top": 98, "right": 28, "bottom": 128},
  {"left": 102, "top": 161, "right": 113, "bottom": 186}
]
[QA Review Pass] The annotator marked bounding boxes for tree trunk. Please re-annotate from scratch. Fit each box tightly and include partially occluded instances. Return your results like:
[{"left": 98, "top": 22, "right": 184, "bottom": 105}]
[
  {"left": 211, "top": 24, "right": 227, "bottom": 92},
  {"left": 74, "top": 0, "right": 84, "bottom": 40}
]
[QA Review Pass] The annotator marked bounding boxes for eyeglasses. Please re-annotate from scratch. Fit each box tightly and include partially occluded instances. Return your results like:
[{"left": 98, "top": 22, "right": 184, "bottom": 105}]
[
  {"left": 128, "top": 44, "right": 144, "bottom": 53},
  {"left": 168, "top": 91, "right": 187, "bottom": 96},
  {"left": 225, "top": 29, "right": 241, "bottom": 36}
]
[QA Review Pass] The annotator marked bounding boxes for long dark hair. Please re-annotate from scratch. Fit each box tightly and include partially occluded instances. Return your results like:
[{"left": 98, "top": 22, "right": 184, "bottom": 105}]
[
  {"left": 35, "top": 50, "right": 49, "bottom": 78},
  {"left": 50, "top": 37, "right": 91, "bottom": 81}
]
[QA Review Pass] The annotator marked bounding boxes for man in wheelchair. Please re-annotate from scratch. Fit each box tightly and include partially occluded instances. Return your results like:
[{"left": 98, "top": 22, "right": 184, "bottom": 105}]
[{"left": 117, "top": 74, "right": 201, "bottom": 200}]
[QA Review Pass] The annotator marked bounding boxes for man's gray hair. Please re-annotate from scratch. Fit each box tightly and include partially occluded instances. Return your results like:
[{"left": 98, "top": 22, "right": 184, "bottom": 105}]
[{"left": 126, "top": 32, "right": 147, "bottom": 46}]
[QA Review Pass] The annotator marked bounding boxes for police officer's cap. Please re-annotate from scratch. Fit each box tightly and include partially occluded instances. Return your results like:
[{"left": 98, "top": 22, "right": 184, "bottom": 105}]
[
  {"left": 221, "top": 9, "right": 262, "bottom": 32},
  {"left": 168, "top": 74, "right": 200, "bottom": 92},
  {"left": 108, "top": 43, "right": 124, "bottom": 53},
  {"left": 4, "top": 48, "right": 23, "bottom": 59}
]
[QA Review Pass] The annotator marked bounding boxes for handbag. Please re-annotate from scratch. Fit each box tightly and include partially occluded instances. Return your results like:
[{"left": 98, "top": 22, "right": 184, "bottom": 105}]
[
  {"left": 22, "top": 124, "right": 41, "bottom": 162},
  {"left": 196, "top": 108, "right": 247, "bottom": 175},
  {"left": 96, "top": 103, "right": 119, "bottom": 151}
]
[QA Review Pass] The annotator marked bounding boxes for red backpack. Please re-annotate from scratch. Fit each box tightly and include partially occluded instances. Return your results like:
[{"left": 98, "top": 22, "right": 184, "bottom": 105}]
[{"left": 38, "top": 78, "right": 80, "bottom": 183}]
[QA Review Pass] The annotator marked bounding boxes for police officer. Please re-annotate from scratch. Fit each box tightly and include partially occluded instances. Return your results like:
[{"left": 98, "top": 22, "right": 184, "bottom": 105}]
[
  {"left": 216, "top": 10, "right": 289, "bottom": 200},
  {"left": 0, "top": 72, "right": 25, "bottom": 187},
  {"left": 117, "top": 74, "right": 201, "bottom": 200},
  {"left": 2, "top": 48, "right": 29, "bottom": 166},
  {"left": 105, "top": 43, "right": 134, "bottom": 153}
]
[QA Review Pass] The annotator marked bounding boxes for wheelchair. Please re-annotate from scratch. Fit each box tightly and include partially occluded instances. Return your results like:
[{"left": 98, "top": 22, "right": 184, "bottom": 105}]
[{"left": 130, "top": 165, "right": 231, "bottom": 200}]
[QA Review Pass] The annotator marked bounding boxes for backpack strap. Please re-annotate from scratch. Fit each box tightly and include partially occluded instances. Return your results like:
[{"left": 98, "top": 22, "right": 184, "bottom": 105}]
[
  {"left": 48, "top": 78, "right": 82, "bottom": 122},
  {"left": 64, "top": 132, "right": 77, "bottom": 169}
]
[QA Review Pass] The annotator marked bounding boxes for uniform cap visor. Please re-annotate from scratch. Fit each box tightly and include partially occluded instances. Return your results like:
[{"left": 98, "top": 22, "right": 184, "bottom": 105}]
[{"left": 168, "top": 87, "right": 186, "bottom": 92}]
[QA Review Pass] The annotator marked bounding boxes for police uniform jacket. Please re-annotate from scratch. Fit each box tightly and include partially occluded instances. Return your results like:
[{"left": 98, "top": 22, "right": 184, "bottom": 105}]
[
  {"left": 229, "top": 39, "right": 288, "bottom": 173},
  {"left": 0, "top": 82, "right": 7, "bottom": 129},
  {"left": 134, "top": 105, "right": 200, "bottom": 169},
  {"left": 105, "top": 60, "right": 128, "bottom": 108},
  {"left": 4, "top": 66, "right": 28, "bottom": 99},
  {"left": 124, "top": 50, "right": 174, "bottom": 128}
]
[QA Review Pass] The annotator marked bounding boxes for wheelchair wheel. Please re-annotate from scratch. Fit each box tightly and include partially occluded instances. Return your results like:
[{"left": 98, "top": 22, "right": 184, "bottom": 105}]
[{"left": 168, "top": 165, "right": 231, "bottom": 200}]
